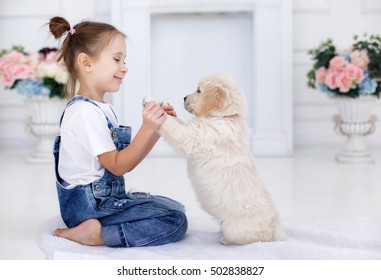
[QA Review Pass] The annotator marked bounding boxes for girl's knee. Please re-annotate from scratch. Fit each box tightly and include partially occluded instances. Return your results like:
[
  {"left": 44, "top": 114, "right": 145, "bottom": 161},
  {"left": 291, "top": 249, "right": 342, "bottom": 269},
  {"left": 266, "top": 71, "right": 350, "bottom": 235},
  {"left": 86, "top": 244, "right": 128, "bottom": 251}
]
[{"left": 171, "top": 211, "right": 188, "bottom": 241}]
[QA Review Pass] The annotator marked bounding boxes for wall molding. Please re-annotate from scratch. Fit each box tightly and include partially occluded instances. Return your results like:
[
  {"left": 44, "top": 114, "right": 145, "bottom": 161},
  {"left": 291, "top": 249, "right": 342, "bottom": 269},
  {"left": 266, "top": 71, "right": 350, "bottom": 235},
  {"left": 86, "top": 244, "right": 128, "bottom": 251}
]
[
  {"left": 293, "top": 0, "right": 331, "bottom": 14},
  {"left": 361, "top": 0, "right": 381, "bottom": 14}
]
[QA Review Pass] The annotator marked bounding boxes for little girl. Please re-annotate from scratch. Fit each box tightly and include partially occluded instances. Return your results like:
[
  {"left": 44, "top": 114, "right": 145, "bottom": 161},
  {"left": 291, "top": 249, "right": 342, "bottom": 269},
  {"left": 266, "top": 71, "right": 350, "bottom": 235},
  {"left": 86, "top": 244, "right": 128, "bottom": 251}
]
[{"left": 48, "top": 16, "right": 187, "bottom": 247}]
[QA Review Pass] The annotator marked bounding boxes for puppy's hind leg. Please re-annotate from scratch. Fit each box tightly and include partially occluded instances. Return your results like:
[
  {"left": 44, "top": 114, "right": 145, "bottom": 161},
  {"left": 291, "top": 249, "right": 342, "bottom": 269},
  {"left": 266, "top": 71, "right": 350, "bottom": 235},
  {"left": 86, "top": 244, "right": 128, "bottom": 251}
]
[
  {"left": 271, "top": 219, "right": 287, "bottom": 241},
  {"left": 220, "top": 216, "right": 274, "bottom": 245}
]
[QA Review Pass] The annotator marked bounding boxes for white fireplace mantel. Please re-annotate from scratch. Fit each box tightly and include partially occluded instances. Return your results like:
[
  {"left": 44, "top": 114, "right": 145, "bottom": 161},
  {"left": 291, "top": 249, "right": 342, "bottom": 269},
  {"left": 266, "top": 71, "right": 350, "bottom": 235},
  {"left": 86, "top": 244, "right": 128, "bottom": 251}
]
[{"left": 111, "top": 0, "right": 293, "bottom": 156}]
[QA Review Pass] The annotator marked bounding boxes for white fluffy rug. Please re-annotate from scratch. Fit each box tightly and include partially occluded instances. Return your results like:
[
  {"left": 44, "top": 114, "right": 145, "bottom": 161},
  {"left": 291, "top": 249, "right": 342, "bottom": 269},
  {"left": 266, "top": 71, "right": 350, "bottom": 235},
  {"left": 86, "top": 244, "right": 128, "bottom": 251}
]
[{"left": 39, "top": 216, "right": 381, "bottom": 260}]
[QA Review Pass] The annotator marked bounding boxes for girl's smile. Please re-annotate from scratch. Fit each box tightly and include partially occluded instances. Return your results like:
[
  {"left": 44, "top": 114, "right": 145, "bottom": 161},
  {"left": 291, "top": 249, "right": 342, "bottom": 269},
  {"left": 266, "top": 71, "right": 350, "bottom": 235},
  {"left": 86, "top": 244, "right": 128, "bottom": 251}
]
[{"left": 114, "top": 76, "right": 123, "bottom": 84}]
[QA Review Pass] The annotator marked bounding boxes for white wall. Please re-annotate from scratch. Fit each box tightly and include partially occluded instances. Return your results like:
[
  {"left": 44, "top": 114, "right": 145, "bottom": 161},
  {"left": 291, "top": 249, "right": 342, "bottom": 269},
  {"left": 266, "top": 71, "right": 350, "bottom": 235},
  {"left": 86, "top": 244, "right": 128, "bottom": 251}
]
[{"left": 1, "top": 0, "right": 381, "bottom": 152}]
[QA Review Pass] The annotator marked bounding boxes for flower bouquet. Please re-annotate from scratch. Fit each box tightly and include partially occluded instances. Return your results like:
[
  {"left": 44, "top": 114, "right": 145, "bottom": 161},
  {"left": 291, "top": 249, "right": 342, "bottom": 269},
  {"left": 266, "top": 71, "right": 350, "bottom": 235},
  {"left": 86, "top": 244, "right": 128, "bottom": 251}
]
[
  {"left": 307, "top": 34, "right": 381, "bottom": 98},
  {"left": 0, "top": 45, "right": 68, "bottom": 163},
  {"left": 307, "top": 34, "right": 381, "bottom": 163},
  {"left": 0, "top": 45, "right": 68, "bottom": 99}
]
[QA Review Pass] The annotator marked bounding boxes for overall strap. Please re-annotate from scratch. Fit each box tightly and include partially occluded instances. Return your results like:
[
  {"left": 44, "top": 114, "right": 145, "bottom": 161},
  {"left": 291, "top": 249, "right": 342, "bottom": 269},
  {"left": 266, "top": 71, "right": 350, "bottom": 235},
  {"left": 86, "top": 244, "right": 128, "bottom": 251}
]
[{"left": 59, "top": 95, "right": 114, "bottom": 130}]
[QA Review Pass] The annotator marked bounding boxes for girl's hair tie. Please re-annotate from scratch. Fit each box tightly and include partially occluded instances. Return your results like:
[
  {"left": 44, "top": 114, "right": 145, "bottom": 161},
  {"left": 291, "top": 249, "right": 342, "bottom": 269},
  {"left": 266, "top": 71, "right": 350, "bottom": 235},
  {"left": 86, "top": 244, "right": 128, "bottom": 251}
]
[{"left": 68, "top": 28, "right": 76, "bottom": 35}]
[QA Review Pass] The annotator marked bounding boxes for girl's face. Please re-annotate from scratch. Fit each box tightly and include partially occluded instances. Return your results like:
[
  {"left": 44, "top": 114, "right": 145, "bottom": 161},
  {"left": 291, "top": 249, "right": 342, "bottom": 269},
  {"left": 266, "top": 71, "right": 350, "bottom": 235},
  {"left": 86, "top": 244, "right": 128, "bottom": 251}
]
[{"left": 91, "top": 34, "right": 127, "bottom": 95}]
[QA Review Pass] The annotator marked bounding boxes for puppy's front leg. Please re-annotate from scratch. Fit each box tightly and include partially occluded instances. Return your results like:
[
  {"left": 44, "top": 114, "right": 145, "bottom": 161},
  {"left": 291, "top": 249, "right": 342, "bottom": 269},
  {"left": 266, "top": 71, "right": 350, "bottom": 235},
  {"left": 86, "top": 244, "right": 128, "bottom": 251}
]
[{"left": 160, "top": 116, "right": 195, "bottom": 156}]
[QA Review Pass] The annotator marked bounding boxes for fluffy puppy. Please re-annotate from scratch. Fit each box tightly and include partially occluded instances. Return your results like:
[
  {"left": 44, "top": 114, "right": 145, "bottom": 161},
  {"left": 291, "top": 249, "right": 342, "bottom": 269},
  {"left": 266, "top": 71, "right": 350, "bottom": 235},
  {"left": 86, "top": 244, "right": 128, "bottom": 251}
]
[{"left": 157, "top": 73, "right": 286, "bottom": 245}]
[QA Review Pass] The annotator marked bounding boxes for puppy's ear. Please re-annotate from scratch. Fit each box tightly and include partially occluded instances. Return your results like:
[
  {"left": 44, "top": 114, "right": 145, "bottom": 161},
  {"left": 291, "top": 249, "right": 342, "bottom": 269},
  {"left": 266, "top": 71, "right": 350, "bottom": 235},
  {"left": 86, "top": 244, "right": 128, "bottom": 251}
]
[{"left": 195, "top": 85, "right": 226, "bottom": 116}]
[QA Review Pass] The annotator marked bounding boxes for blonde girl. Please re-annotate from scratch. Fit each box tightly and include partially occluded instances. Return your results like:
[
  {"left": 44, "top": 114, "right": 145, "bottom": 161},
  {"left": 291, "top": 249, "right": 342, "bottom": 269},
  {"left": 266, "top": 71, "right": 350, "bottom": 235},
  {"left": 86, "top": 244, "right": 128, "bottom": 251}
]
[{"left": 49, "top": 16, "right": 187, "bottom": 247}]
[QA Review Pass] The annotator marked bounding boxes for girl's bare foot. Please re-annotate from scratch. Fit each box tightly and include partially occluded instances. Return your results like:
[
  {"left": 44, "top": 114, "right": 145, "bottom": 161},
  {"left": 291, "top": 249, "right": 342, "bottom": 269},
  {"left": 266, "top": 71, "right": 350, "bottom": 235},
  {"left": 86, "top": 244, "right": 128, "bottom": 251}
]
[{"left": 55, "top": 219, "right": 104, "bottom": 246}]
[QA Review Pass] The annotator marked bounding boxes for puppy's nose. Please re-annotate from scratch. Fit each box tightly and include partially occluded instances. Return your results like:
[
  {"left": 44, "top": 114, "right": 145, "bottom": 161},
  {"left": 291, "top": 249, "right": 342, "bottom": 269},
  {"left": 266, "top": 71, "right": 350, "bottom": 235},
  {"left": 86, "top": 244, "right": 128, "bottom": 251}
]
[{"left": 184, "top": 96, "right": 188, "bottom": 101}]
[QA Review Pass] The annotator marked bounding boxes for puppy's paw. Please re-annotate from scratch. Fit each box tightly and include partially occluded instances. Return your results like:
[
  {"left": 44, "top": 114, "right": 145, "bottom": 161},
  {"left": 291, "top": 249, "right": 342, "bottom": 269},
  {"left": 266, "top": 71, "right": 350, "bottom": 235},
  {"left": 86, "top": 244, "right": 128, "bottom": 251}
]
[
  {"left": 142, "top": 97, "right": 169, "bottom": 107},
  {"left": 142, "top": 96, "right": 155, "bottom": 107},
  {"left": 219, "top": 236, "right": 232, "bottom": 246},
  {"left": 159, "top": 101, "right": 169, "bottom": 107}
]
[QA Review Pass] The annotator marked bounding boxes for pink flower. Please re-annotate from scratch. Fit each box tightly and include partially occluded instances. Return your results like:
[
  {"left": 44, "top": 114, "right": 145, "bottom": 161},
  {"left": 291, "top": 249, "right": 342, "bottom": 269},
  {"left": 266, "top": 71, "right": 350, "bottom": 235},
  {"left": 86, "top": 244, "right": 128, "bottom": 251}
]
[
  {"left": 316, "top": 67, "right": 327, "bottom": 83},
  {"left": 355, "top": 67, "right": 364, "bottom": 83},
  {"left": 329, "top": 56, "right": 347, "bottom": 74},
  {"left": 323, "top": 56, "right": 365, "bottom": 93},
  {"left": 338, "top": 73, "right": 350, "bottom": 93},
  {"left": 0, "top": 61, "right": 30, "bottom": 87},
  {"left": 1, "top": 71, "right": 13, "bottom": 87},
  {"left": 325, "top": 69, "right": 338, "bottom": 89},
  {"left": 0, "top": 46, "right": 67, "bottom": 97},
  {"left": 3, "top": 51, "right": 24, "bottom": 62},
  {"left": 308, "top": 36, "right": 380, "bottom": 98},
  {"left": 0, "top": 63, "right": 17, "bottom": 86},
  {"left": 13, "top": 64, "right": 30, "bottom": 80},
  {"left": 345, "top": 64, "right": 364, "bottom": 84}
]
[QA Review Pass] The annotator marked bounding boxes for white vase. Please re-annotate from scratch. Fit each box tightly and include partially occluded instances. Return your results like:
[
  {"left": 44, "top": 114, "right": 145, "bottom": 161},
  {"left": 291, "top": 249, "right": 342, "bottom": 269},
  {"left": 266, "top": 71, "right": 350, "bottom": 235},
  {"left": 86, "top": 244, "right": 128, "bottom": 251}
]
[
  {"left": 25, "top": 96, "right": 67, "bottom": 164},
  {"left": 332, "top": 95, "right": 377, "bottom": 164}
]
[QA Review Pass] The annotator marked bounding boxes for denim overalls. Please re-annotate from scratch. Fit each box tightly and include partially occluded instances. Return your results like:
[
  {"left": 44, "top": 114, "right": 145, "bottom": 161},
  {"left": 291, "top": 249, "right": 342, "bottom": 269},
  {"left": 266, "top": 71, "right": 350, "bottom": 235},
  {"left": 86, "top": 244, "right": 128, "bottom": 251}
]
[{"left": 53, "top": 96, "right": 187, "bottom": 247}]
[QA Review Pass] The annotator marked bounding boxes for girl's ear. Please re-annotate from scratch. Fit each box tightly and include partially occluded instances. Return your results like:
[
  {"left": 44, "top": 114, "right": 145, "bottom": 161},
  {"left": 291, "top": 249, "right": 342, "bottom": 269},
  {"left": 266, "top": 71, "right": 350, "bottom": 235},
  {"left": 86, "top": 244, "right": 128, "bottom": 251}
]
[{"left": 77, "top": 53, "right": 92, "bottom": 72}]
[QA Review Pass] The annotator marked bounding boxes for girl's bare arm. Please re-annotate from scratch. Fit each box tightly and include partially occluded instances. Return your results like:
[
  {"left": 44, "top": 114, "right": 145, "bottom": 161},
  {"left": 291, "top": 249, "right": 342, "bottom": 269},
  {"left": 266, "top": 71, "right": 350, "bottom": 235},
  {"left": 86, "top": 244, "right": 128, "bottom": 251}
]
[{"left": 97, "top": 102, "right": 166, "bottom": 176}]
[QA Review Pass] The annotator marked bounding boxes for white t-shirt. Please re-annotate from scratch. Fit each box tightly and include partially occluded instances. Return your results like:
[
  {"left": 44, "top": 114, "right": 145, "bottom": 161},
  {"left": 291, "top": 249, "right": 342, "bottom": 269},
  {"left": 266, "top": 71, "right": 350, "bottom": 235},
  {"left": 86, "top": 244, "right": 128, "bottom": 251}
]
[{"left": 58, "top": 99, "right": 119, "bottom": 189}]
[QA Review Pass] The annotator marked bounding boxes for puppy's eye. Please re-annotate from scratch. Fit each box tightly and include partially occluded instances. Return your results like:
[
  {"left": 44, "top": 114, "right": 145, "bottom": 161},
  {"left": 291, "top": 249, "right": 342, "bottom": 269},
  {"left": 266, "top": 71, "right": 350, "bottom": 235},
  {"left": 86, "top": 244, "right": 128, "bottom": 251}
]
[{"left": 197, "top": 87, "right": 201, "bottom": 93}]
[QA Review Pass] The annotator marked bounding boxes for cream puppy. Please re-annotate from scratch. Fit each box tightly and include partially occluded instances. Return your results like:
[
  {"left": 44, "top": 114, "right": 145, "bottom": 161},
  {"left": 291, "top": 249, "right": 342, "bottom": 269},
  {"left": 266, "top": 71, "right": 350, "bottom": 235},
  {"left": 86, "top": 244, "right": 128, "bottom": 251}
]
[{"left": 153, "top": 73, "right": 286, "bottom": 245}]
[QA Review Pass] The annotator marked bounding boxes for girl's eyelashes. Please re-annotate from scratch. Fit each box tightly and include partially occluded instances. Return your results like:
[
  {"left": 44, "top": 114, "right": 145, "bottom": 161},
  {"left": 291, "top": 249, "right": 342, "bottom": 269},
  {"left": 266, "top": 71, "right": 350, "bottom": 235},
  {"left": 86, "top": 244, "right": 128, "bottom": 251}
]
[
  {"left": 114, "top": 58, "right": 126, "bottom": 64},
  {"left": 197, "top": 87, "right": 201, "bottom": 93}
]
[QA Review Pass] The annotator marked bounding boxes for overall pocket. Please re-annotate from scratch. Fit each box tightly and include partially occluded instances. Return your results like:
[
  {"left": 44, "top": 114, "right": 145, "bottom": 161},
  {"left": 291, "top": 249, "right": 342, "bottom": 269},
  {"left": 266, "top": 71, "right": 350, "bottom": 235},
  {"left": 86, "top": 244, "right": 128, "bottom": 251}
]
[{"left": 92, "top": 180, "right": 129, "bottom": 212}]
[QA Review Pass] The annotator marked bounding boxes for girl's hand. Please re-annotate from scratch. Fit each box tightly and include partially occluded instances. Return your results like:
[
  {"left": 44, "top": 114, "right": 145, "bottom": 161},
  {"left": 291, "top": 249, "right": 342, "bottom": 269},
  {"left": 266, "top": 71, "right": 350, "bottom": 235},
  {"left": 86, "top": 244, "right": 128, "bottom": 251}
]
[
  {"left": 161, "top": 103, "right": 177, "bottom": 117},
  {"left": 142, "top": 102, "right": 167, "bottom": 131}
]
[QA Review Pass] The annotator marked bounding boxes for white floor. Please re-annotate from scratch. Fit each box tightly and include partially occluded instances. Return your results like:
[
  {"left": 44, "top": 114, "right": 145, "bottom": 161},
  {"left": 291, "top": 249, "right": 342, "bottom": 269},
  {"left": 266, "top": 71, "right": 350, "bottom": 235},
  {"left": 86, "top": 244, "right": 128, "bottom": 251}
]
[{"left": 1, "top": 145, "right": 381, "bottom": 259}]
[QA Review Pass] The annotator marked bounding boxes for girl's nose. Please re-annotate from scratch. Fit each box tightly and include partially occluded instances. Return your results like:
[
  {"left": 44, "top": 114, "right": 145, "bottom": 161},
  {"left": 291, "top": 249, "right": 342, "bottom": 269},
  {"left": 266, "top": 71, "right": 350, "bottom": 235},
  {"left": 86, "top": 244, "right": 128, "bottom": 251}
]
[{"left": 121, "top": 65, "right": 128, "bottom": 73}]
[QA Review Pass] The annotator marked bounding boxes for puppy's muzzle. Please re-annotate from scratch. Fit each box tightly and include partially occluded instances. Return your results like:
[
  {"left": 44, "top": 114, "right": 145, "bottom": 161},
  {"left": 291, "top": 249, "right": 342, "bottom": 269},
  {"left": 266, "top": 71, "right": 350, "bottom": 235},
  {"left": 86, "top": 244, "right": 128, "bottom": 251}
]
[{"left": 184, "top": 95, "right": 192, "bottom": 113}]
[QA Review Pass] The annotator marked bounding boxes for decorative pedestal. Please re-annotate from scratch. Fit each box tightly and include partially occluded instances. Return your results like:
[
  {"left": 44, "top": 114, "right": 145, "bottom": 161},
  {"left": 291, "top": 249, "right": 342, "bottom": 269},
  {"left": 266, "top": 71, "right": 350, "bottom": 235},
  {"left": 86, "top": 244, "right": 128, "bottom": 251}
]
[
  {"left": 332, "top": 95, "right": 377, "bottom": 164},
  {"left": 25, "top": 96, "right": 66, "bottom": 164}
]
